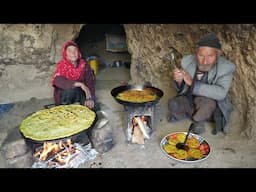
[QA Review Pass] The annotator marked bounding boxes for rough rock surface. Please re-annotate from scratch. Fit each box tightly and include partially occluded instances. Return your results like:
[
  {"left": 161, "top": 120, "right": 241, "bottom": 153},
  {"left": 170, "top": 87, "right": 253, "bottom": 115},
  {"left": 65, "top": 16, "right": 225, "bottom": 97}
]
[{"left": 0, "top": 24, "right": 82, "bottom": 103}]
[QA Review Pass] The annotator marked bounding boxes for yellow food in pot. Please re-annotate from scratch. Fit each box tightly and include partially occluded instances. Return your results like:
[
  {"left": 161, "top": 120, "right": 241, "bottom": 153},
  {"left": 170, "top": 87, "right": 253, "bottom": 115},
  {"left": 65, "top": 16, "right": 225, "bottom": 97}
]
[{"left": 116, "top": 89, "right": 157, "bottom": 103}]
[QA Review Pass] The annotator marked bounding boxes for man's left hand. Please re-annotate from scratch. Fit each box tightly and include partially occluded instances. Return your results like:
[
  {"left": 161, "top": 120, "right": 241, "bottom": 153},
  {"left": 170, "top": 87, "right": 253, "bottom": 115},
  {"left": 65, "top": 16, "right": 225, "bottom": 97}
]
[{"left": 181, "top": 70, "right": 193, "bottom": 86}]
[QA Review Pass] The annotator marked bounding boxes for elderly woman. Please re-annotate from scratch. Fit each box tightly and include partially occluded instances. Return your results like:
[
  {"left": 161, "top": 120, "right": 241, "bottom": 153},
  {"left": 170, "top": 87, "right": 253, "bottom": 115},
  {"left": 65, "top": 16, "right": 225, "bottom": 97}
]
[{"left": 52, "top": 41, "right": 95, "bottom": 109}]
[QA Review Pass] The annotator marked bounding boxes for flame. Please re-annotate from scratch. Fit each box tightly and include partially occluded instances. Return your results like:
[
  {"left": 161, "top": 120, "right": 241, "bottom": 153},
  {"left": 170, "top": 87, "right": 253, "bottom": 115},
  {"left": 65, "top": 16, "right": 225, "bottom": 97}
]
[
  {"left": 34, "top": 139, "right": 77, "bottom": 165},
  {"left": 132, "top": 116, "right": 147, "bottom": 127},
  {"left": 67, "top": 139, "right": 71, "bottom": 147}
]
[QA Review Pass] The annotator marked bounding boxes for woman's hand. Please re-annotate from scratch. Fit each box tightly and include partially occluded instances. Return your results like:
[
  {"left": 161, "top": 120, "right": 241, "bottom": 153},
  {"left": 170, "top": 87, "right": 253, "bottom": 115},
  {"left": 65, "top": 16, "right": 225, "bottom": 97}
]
[
  {"left": 74, "top": 82, "right": 92, "bottom": 99},
  {"left": 84, "top": 99, "right": 94, "bottom": 109}
]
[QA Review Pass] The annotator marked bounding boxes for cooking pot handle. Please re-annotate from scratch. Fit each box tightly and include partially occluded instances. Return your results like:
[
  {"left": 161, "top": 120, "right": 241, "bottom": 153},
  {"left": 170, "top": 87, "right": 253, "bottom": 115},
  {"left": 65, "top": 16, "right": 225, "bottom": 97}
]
[{"left": 44, "top": 103, "right": 56, "bottom": 109}]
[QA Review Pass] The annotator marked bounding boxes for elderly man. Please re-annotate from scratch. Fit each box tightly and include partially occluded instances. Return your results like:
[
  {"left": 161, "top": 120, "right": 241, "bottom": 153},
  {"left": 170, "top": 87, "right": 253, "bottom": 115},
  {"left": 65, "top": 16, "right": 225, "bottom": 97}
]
[{"left": 168, "top": 32, "right": 236, "bottom": 135}]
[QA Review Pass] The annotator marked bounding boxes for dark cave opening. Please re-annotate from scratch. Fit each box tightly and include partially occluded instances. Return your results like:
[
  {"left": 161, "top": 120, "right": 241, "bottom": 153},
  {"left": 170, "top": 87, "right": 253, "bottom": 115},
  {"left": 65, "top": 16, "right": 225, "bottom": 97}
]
[{"left": 75, "top": 24, "right": 131, "bottom": 70}]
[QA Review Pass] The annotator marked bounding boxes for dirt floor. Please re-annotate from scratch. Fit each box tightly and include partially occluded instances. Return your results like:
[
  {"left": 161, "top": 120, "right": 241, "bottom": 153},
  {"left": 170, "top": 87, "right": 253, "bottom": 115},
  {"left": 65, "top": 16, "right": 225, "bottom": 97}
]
[{"left": 1, "top": 66, "right": 256, "bottom": 168}]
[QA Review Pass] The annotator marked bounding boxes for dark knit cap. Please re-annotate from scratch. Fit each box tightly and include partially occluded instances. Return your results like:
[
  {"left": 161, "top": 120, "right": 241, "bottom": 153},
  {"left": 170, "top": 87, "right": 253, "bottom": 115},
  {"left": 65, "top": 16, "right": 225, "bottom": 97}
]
[{"left": 197, "top": 32, "right": 221, "bottom": 50}]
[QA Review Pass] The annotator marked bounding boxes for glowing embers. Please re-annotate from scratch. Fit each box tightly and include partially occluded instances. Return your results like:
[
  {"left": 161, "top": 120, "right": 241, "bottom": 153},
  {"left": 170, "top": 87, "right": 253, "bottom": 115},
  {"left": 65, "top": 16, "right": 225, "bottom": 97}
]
[
  {"left": 33, "top": 139, "right": 77, "bottom": 165},
  {"left": 32, "top": 139, "right": 98, "bottom": 168}
]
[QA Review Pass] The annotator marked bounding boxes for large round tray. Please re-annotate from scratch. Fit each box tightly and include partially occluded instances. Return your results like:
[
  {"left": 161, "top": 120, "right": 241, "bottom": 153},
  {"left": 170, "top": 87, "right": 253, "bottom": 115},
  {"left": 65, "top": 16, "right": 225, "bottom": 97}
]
[{"left": 160, "top": 132, "right": 211, "bottom": 163}]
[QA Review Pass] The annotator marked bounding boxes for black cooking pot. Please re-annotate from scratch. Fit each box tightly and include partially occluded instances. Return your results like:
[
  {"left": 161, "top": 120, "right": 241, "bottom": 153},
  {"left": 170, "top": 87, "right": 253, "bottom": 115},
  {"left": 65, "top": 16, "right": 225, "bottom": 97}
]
[{"left": 111, "top": 84, "right": 164, "bottom": 107}]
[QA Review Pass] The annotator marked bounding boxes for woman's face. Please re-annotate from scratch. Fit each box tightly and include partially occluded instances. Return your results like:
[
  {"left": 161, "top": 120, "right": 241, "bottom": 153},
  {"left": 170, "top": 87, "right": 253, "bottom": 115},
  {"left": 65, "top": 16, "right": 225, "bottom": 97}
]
[
  {"left": 66, "top": 45, "right": 79, "bottom": 63},
  {"left": 196, "top": 47, "right": 218, "bottom": 72}
]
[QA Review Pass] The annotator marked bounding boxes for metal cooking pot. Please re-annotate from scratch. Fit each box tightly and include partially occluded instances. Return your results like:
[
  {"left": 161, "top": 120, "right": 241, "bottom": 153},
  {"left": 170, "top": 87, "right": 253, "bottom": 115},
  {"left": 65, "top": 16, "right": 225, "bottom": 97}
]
[{"left": 111, "top": 84, "right": 164, "bottom": 107}]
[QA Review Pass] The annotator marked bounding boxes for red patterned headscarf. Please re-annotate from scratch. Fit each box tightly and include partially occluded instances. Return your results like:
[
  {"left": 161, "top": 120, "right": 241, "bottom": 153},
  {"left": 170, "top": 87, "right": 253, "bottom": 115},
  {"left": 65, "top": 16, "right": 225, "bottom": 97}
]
[{"left": 51, "top": 41, "right": 86, "bottom": 86}]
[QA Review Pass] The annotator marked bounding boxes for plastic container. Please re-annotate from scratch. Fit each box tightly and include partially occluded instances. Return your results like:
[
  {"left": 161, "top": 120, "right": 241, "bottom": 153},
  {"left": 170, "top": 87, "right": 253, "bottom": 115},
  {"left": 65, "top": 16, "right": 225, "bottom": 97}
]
[
  {"left": 87, "top": 56, "right": 99, "bottom": 75},
  {"left": 89, "top": 59, "right": 99, "bottom": 75}
]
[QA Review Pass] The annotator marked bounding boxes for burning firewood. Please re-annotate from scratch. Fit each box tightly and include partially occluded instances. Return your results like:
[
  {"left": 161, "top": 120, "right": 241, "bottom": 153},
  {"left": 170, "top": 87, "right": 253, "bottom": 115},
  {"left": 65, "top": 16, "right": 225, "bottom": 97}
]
[
  {"left": 67, "top": 139, "right": 72, "bottom": 148},
  {"left": 55, "top": 153, "right": 66, "bottom": 165},
  {"left": 38, "top": 142, "right": 59, "bottom": 161},
  {"left": 34, "top": 140, "right": 67, "bottom": 161},
  {"left": 34, "top": 150, "right": 42, "bottom": 158},
  {"left": 130, "top": 116, "right": 151, "bottom": 145},
  {"left": 33, "top": 139, "right": 82, "bottom": 167},
  {"left": 58, "top": 140, "right": 64, "bottom": 149},
  {"left": 135, "top": 117, "right": 150, "bottom": 139},
  {"left": 131, "top": 125, "right": 144, "bottom": 144}
]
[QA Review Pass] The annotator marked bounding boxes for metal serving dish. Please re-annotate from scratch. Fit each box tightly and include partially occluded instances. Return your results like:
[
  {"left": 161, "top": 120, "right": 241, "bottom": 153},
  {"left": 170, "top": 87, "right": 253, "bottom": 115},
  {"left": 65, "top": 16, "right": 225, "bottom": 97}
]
[{"left": 160, "top": 132, "right": 211, "bottom": 163}]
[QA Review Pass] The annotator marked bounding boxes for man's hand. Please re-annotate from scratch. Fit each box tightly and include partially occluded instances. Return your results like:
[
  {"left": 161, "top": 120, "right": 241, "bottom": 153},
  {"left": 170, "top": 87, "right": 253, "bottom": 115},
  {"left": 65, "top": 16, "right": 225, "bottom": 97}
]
[
  {"left": 181, "top": 70, "right": 193, "bottom": 86},
  {"left": 173, "top": 68, "right": 184, "bottom": 85},
  {"left": 172, "top": 68, "right": 193, "bottom": 86}
]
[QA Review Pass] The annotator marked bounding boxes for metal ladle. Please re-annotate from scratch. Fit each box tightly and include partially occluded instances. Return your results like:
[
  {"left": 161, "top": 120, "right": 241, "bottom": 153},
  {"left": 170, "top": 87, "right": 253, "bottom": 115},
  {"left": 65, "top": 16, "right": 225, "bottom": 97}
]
[{"left": 176, "top": 123, "right": 194, "bottom": 150}]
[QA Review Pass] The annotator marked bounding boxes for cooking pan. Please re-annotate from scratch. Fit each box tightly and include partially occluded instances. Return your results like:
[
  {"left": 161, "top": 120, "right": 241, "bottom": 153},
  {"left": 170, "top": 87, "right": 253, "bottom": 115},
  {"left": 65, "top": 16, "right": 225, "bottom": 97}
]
[{"left": 111, "top": 84, "right": 164, "bottom": 107}]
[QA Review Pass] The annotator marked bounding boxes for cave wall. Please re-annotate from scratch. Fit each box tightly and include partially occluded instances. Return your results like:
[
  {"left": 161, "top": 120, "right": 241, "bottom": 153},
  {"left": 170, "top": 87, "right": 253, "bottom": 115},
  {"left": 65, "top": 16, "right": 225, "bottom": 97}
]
[
  {"left": 0, "top": 24, "right": 256, "bottom": 139},
  {"left": 0, "top": 24, "right": 82, "bottom": 103}
]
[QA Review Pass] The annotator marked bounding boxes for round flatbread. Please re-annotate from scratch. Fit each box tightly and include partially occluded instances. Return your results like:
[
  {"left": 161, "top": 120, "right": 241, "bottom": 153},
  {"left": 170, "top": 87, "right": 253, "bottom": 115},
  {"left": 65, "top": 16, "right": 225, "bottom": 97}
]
[
  {"left": 176, "top": 133, "right": 186, "bottom": 142},
  {"left": 188, "top": 148, "right": 203, "bottom": 159},
  {"left": 187, "top": 137, "right": 200, "bottom": 148},
  {"left": 173, "top": 149, "right": 188, "bottom": 160},
  {"left": 168, "top": 137, "right": 179, "bottom": 145},
  {"left": 20, "top": 104, "right": 96, "bottom": 141},
  {"left": 116, "top": 89, "right": 157, "bottom": 103},
  {"left": 163, "top": 143, "right": 177, "bottom": 154}
]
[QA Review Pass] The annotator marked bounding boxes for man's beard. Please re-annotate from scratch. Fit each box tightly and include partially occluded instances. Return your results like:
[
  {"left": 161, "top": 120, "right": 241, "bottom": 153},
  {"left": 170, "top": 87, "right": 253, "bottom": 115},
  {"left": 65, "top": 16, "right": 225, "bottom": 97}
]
[{"left": 198, "top": 63, "right": 214, "bottom": 72}]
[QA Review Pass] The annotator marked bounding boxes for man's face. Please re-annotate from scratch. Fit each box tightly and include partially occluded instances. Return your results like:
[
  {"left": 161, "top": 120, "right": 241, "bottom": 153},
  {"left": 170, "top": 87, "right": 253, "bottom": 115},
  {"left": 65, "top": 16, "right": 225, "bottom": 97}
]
[
  {"left": 66, "top": 45, "right": 79, "bottom": 63},
  {"left": 196, "top": 47, "right": 218, "bottom": 72}
]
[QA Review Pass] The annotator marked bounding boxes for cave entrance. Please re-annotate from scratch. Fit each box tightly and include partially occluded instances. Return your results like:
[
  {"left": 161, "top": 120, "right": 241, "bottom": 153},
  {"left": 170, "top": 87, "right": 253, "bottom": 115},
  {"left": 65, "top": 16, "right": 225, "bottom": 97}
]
[{"left": 75, "top": 24, "right": 131, "bottom": 81}]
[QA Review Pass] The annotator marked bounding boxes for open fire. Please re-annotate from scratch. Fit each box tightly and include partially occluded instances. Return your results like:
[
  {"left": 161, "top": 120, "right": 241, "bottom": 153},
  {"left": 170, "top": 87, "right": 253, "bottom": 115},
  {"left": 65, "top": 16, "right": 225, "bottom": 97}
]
[
  {"left": 32, "top": 139, "right": 98, "bottom": 168},
  {"left": 33, "top": 139, "right": 79, "bottom": 166},
  {"left": 129, "top": 116, "right": 151, "bottom": 144},
  {"left": 125, "top": 105, "right": 155, "bottom": 144}
]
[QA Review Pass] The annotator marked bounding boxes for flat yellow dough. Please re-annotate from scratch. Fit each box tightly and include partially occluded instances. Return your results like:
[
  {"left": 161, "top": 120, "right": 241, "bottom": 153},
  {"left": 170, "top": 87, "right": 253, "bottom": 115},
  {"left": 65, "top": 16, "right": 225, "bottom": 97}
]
[{"left": 20, "top": 104, "right": 96, "bottom": 141}]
